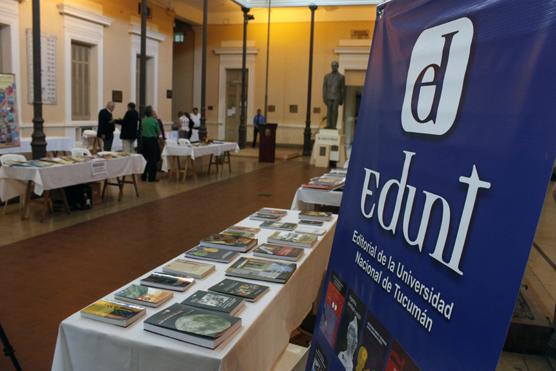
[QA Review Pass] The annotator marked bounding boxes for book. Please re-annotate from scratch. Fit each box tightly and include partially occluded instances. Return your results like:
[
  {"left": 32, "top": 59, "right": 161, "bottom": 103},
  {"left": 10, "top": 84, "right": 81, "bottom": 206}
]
[
  {"left": 259, "top": 221, "right": 297, "bottom": 231},
  {"left": 185, "top": 245, "right": 239, "bottom": 264},
  {"left": 182, "top": 290, "right": 245, "bottom": 315},
  {"left": 299, "top": 211, "right": 333, "bottom": 222},
  {"left": 80, "top": 299, "right": 146, "bottom": 327},
  {"left": 144, "top": 303, "right": 241, "bottom": 349},
  {"left": 200, "top": 234, "right": 257, "bottom": 252},
  {"left": 311, "top": 344, "right": 328, "bottom": 371},
  {"left": 162, "top": 259, "right": 215, "bottom": 279},
  {"left": 357, "top": 311, "right": 392, "bottom": 371},
  {"left": 319, "top": 273, "right": 347, "bottom": 349},
  {"left": 115, "top": 284, "right": 173, "bottom": 308},
  {"left": 267, "top": 231, "right": 318, "bottom": 249},
  {"left": 385, "top": 341, "right": 420, "bottom": 371},
  {"left": 208, "top": 279, "right": 269, "bottom": 302},
  {"left": 253, "top": 243, "right": 304, "bottom": 262},
  {"left": 221, "top": 225, "right": 260, "bottom": 239},
  {"left": 335, "top": 290, "right": 366, "bottom": 371},
  {"left": 225, "top": 257, "right": 296, "bottom": 284},
  {"left": 140, "top": 272, "right": 195, "bottom": 292},
  {"left": 256, "top": 208, "right": 288, "bottom": 216},
  {"left": 299, "top": 220, "right": 324, "bottom": 226},
  {"left": 295, "top": 226, "right": 326, "bottom": 236},
  {"left": 249, "top": 213, "right": 283, "bottom": 222}
]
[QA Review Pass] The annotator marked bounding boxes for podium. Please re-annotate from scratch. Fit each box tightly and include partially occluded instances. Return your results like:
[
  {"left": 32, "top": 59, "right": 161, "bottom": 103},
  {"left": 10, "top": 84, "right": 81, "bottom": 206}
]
[{"left": 259, "top": 123, "right": 277, "bottom": 163}]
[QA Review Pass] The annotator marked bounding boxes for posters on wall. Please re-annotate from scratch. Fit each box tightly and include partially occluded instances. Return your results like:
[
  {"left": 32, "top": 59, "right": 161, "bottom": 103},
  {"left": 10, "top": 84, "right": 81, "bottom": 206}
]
[
  {"left": 26, "top": 29, "right": 57, "bottom": 105},
  {"left": 307, "top": 1, "right": 556, "bottom": 370},
  {"left": 0, "top": 73, "right": 19, "bottom": 149}
]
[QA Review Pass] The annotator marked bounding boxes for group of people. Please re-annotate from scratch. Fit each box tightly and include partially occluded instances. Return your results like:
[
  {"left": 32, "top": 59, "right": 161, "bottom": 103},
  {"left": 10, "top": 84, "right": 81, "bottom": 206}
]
[
  {"left": 174, "top": 108, "right": 201, "bottom": 140},
  {"left": 96, "top": 101, "right": 166, "bottom": 182}
]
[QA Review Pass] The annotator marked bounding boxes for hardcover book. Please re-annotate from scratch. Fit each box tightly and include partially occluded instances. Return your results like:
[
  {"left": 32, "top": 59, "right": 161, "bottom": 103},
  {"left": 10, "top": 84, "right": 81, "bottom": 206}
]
[
  {"left": 200, "top": 234, "right": 257, "bottom": 252},
  {"left": 185, "top": 245, "right": 239, "bottom": 264},
  {"left": 253, "top": 243, "right": 304, "bottom": 262},
  {"left": 299, "top": 210, "right": 333, "bottom": 222},
  {"left": 259, "top": 221, "right": 297, "bottom": 231},
  {"left": 80, "top": 299, "right": 145, "bottom": 327},
  {"left": 115, "top": 284, "right": 173, "bottom": 308},
  {"left": 182, "top": 290, "right": 245, "bottom": 315},
  {"left": 225, "top": 257, "right": 296, "bottom": 284},
  {"left": 144, "top": 303, "right": 242, "bottom": 349},
  {"left": 208, "top": 279, "right": 269, "bottom": 302},
  {"left": 140, "top": 272, "right": 195, "bottom": 292},
  {"left": 358, "top": 311, "right": 392, "bottom": 371},
  {"left": 385, "top": 341, "right": 420, "bottom": 371},
  {"left": 334, "top": 290, "right": 366, "bottom": 371},
  {"left": 162, "top": 259, "right": 215, "bottom": 279},
  {"left": 267, "top": 231, "right": 318, "bottom": 249}
]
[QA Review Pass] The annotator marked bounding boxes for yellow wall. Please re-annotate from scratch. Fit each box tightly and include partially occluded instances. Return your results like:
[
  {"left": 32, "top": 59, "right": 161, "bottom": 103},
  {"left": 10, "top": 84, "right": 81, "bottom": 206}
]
[{"left": 16, "top": 0, "right": 174, "bottom": 136}]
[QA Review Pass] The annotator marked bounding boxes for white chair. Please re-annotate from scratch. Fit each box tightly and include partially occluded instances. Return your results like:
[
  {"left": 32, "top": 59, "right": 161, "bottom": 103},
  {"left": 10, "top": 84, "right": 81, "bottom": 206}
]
[
  {"left": 178, "top": 138, "right": 191, "bottom": 146},
  {"left": 0, "top": 154, "right": 27, "bottom": 214},
  {"left": 71, "top": 148, "right": 92, "bottom": 157}
]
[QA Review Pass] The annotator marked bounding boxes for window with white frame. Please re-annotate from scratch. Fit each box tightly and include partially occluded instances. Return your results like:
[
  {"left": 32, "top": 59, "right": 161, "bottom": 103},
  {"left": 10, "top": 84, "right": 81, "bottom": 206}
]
[{"left": 71, "top": 42, "right": 91, "bottom": 120}]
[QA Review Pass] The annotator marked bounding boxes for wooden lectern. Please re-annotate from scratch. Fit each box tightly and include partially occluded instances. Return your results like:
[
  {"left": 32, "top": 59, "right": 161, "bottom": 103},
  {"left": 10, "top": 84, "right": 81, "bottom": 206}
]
[{"left": 259, "top": 123, "right": 277, "bottom": 163}]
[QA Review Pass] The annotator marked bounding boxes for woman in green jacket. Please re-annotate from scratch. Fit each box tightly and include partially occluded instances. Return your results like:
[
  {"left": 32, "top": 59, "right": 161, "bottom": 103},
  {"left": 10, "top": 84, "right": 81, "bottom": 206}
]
[{"left": 140, "top": 106, "right": 161, "bottom": 182}]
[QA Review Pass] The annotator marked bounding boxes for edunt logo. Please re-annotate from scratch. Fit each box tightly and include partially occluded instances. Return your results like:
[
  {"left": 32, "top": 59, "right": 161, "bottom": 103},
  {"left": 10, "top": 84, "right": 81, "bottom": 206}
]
[{"left": 401, "top": 17, "right": 474, "bottom": 135}]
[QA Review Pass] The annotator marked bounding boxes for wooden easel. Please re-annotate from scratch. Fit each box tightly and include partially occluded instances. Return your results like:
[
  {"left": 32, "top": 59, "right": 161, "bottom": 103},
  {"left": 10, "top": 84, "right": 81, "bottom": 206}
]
[
  {"left": 101, "top": 175, "right": 139, "bottom": 201},
  {"left": 208, "top": 152, "right": 232, "bottom": 176}
]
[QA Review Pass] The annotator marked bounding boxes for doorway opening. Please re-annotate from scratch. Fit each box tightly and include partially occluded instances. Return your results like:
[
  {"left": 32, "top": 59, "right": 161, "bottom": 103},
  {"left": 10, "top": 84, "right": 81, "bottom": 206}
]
[{"left": 224, "top": 68, "right": 248, "bottom": 142}]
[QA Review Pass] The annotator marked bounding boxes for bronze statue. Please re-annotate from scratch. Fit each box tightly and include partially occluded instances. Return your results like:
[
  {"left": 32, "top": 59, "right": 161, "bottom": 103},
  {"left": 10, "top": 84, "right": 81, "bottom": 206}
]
[{"left": 323, "top": 61, "right": 346, "bottom": 129}]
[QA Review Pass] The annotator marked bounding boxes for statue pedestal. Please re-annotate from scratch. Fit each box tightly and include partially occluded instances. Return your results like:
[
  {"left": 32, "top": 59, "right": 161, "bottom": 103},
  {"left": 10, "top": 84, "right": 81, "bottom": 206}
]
[{"left": 310, "top": 129, "right": 347, "bottom": 168}]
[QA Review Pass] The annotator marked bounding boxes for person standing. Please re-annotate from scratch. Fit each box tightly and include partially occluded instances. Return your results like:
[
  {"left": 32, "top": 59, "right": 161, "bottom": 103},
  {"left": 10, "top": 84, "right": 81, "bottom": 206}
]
[
  {"left": 190, "top": 107, "right": 201, "bottom": 142},
  {"left": 252, "top": 108, "right": 265, "bottom": 148},
  {"left": 140, "top": 106, "right": 161, "bottom": 182},
  {"left": 119, "top": 102, "right": 139, "bottom": 153},
  {"left": 178, "top": 111, "right": 190, "bottom": 139},
  {"left": 97, "top": 102, "right": 116, "bottom": 151}
]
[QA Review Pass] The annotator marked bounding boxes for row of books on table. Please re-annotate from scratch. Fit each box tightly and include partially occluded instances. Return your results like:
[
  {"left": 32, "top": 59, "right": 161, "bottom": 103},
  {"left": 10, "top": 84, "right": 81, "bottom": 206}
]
[
  {"left": 302, "top": 168, "right": 347, "bottom": 191},
  {"left": 80, "top": 208, "right": 334, "bottom": 349},
  {"left": 5, "top": 152, "right": 131, "bottom": 168}
]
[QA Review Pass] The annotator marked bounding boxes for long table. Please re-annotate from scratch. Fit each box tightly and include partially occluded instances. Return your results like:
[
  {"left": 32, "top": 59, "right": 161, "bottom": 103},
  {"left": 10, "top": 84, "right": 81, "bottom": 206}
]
[
  {"left": 51, "top": 210, "right": 337, "bottom": 371},
  {"left": 0, "top": 137, "right": 75, "bottom": 155},
  {"left": 291, "top": 187, "right": 343, "bottom": 211}
]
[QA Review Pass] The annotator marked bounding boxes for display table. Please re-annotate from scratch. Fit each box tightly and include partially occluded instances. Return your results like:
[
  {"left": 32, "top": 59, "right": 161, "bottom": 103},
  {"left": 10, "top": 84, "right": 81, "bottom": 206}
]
[
  {"left": 52, "top": 210, "right": 337, "bottom": 371},
  {"left": 161, "top": 142, "right": 239, "bottom": 179},
  {"left": 0, "top": 154, "right": 146, "bottom": 219},
  {"left": 0, "top": 137, "right": 75, "bottom": 155},
  {"left": 291, "top": 187, "right": 343, "bottom": 211}
]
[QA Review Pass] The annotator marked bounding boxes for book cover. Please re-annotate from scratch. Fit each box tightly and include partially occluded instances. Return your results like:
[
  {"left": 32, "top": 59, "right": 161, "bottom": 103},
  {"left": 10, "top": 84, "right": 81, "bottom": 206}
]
[
  {"left": 311, "top": 344, "right": 328, "bottom": 371},
  {"left": 319, "top": 272, "right": 347, "bottom": 349},
  {"left": 221, "top": 225, "right": 260, "bottom": 239},
  {"left": 144, "top": 303, "right": 241, "bottom": 349},
  {"left": 259, "top": 221, "right": 297, "bottom": 231},
  {"left": 200, "top": 234, "right": 257, "bottom": 252},
  {"left": 225, "top": 257, "right": 296, "bottom": 284},
  {"left": 163, "top": 259, "right": 215, "bottom": 279},
  {"left": 253, "top": 244, "right": 304, "bottom": 262},
  {"left": 268, "top": 231, "right": 317, "bottom": 248},
  {"left": 299, "top": 220, "right": 325, "bottom": 226},
  {"left": 299, "top": 211, "right": 333, "bottom": 221},
  {"left": 385, "top": 341, "right": 420, "bottom": 371},
  {"left": 357, "top": 311, "right": 392, "bottom": 371},
  {"left": 185, "top": 245, "right": 239, "bottom": 263},
  {"left": 334, "top": 290, "right": 366, "bottom": 371},
  {"left": 208, "top": 279, "right": 269, "bottom": 302},
  {"left": 257, "top": 208, "right": 288, "bottom": 216},
  {"left": 80, "top": 299, "right": 145, "bottom": 327},
  {"left": 295, "top": 226, "right": 326, "bottom": 236},
  {"left": 249, "top": 213, "right": 282, "bottom": 222},
  {"left": 182, "top": 290, "right": 244, "bottom": 315},
  {"left": 115, "top": 284, "right": 173, "bottom": 308},
  {"left": 140, "top": 272, "right": 195, "bottom": 292}
]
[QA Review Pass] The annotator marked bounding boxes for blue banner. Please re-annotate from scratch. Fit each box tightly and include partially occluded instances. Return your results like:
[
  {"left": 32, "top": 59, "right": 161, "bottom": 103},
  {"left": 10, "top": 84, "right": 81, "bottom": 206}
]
[{"left": 307, "top": 1, "right": 556, "bottom": 370}]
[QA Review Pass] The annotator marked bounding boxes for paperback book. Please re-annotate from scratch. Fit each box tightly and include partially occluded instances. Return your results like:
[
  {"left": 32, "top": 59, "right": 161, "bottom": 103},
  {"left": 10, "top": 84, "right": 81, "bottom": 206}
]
[
  {"left": 208, "top": 279, "right": 269, "bottom": 302},
  {"left": 267, "top": 231, "right": 318, "bottom": 249},
  {"left": 182, "top": 290, "right": 245, "bottom": 315},
  {"left": 295, "top": 226, "right": 326, "bottom": 236},
  {"left": 225, "top": 257, "right": 296, "bottom": 284},
  {"left": 200, "top": 234, "right": 257, "bottom": 252},
  {"left": 115, "top": 284, "right": 173, "bottom": 308},
  {"left": 221, "top": 225, "right": 260, "bottom": 239},
  {"left": 249, "top": 213, "right": 283, "bottom": 222},
  {"left": 256, "top": 208, "right": 288, "bottom": 216},
  {"left": 140, "top": 272, "right": 195, "bottom": 292},
  {"left": 162, "top": 259, "right": 215, "bottom": 279},
  {"left": 299, "top": 220, "right": 324, "bottom": 227},
  {"left": 319, "top": 272, "right": 347, "bottom": 349},
  {"left": 144, "top": 303, "right": 241, "bottom": 349},
  {"left": 253, "top": 243, "right": 304, "bottom": 262},
  {"left": 80, "top": 299, "right": 146, "bottom": 327},
  {"left": 299, "top": 210, "right": 333, "bottom": 222},
  {"left": 259, "top": 221, "right": 297, "bottom": 231},
  {"left": 185, "top": 245, "right": 239, "bottom": 264}
]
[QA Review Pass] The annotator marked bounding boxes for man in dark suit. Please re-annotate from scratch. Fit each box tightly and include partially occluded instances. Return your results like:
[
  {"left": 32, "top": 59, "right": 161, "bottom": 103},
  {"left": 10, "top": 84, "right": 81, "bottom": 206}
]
[
  {"left": 97, "top": 101, "right": 116, "bottom": 151},
  {"left": 119, "top": 102, "right": 139, "bottom": 153}
]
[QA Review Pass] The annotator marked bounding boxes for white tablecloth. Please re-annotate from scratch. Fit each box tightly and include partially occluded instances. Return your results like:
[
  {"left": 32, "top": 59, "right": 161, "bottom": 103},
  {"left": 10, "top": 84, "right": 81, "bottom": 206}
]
[
  {"left": 52, "top": 210, "right": 337, "bottom": 371},
  {"left": 161, "top": 142, "right": 239, "bottom": 172},
  {"left": 0, "top": 137, "right": 75, "bottom": 155},
  {"left": 291, "top": 186, "right": 343, "bottom": 211},
  {"left": 0, "top": 154, "right": 146, "bottom": 201}
]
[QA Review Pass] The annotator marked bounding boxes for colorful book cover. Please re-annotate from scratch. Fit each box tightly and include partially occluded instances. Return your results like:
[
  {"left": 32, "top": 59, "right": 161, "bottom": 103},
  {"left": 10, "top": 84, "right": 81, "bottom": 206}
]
[
  {"left": 250, "top": 213, "right": 282, "bottom": 221},
  {"left": 311, "top": 344, "right": 328, "bottom": 371},
  {"left": 81, "top": 299, "right": 145, "bottom": 326},
  {"left": 208, "top": 279, "right": 269, "bottom": 302},
  {"left": 257, "top": 208, "right": 288, "bottom": 216},
  {"left": 163, "top": 259, "right": 215, "bottom": 278},
  {"left": 385, "top": 341, "right": 420, "bottom": 371},
  {"left": 259, "top": 221, "right": 297, "bottom": 231},
  {"left": 182, "top": 290, "right": 244, "bottom": 314},
  {"left": 319, "top": 272, "right": 347, "bottom": 349},
  {"left": 334, "top": 290, "right": 366, "bottom": 371},
  {"left": 221, "top": 225, "right": 260, "bottom": 239},
  {"left": 185, "top": 245, "right": 239, "bottom": 263},
  {"left": 357, "top": 311, "right": 392, "bottom": 371},
  {"left": 201, "top": 234, "right": 256, "bottom": 248},
  {"left": 115, "top": 284, "right": 173, "bottom": 307},
  {"left": 140, "top": 272, "right": 195, "bottom": 291},
  {"left": 253, "top": 244, "right": 304, "bottom": 261},
  {"left": 299, "top": 211, "right": 333, "bottom": 220},
  {"left": 268, "top": 231, "right": 317, "bottom": 248},
  {"left": 225, "top": 257, "right": 296, "bottom": 284}
]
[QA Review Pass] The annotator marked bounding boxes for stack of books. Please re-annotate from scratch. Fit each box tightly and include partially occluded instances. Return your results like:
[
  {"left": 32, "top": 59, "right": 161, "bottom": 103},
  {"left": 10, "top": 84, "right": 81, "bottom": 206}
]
[
  {"left": 299, "top": 211, "right": 333, "bottom": 222},
  {"left": 144, "top": 303, "right": 242, "bottom": 349},
  {"left": 80, "top": 299, "right": 146, "bottom": 327},
  {"left": 200, "top": 234, "right": 257, "bottom": 253},
  {"left": 249, "top": 208, "right": 288, "bottom": 222},
  {"left": 225, "top": 257, "right": 297, "bottom": 284},
  {"left": 267, "top": 231, "right": 318, "bottom": 249}
]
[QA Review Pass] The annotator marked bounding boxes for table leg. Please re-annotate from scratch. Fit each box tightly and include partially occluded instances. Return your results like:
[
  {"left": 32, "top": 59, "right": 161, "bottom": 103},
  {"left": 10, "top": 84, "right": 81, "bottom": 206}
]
[
  {"left": 20, "top": 181, "right": 32, "bottom": 220},
  {"left": 40, "top": 191, "right": 51, "bottom": 223},
  {"left": 182, "top": 157, "right": 189, "bottom": 182},
  {"left": 208, "top": 154, "right": 213, "bottom": 175},
  {"left": 118, "top": 176, "right": 125, "bottom": 201},
  {"left": 226, "top": 152, "right": 232, "bottom": 174},
  {"left": 61, "top": 189, "right": 71, "bottom": 214},
  {"left": 132, "top": 175, "right": 139, "bottom": 197},
  {"left": 176, "top": 157, "right": 183, "bottom": 182},
  {"left": 190, "top": 158, "right": 197, "bottom": 181},
  {"left": 101, "top": 179, "right": 109, "bottom": 200}
]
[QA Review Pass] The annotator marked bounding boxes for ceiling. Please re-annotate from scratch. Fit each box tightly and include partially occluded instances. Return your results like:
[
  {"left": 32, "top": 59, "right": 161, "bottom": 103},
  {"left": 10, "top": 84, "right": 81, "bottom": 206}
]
[{"left": 172, "top": 0, "right": 380, "bottom": 12}]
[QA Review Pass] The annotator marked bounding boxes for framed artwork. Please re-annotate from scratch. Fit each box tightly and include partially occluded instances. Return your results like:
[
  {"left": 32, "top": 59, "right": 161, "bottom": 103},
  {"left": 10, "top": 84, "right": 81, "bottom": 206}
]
[{"left": 0, "top": 73, "right": 20, "bottom": 149}]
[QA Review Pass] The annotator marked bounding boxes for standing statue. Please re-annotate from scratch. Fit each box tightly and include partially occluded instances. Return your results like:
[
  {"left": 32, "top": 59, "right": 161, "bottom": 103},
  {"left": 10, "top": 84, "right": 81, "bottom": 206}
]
[{"left": 323, "top": 61, "right": 346, "bottom": 129}]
